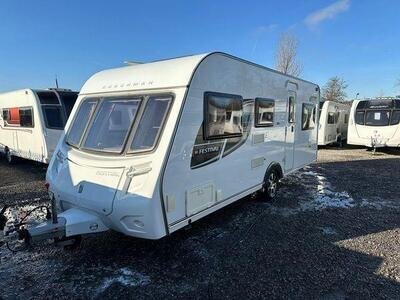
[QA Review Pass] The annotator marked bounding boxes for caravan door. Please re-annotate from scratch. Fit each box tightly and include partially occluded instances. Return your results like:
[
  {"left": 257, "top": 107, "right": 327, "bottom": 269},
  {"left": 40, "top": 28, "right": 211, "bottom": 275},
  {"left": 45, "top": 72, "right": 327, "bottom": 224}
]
[{"left": 284, "top": 92, "right": 296, "bottom": 171}]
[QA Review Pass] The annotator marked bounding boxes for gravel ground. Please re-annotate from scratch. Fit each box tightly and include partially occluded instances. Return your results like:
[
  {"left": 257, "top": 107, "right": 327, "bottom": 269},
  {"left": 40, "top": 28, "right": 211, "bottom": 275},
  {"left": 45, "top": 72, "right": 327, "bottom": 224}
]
[{"left": 1, "top": 147, "right": 400, "bottom": 299}]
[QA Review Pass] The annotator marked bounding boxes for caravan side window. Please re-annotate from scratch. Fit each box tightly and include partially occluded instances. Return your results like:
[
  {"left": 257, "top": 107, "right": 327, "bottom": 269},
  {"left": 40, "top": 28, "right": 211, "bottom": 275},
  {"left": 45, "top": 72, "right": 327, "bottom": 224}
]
[
  {"left": 19, "top": 107, "right": 34, "bottom": 127},
  {"left": 255, "top": 98, "right": 274, "bottom": 127},
  {"left": 204, "top": 92, "right": 243, "bottom": 140},
  {"left": 302, "top": 103, "right": 315, "bottom": 130},
  {"left": 2, "top": 107, "right": 33, "bottom": 127},
  {"left": 344, "top": 113, "right": 349, "bottom": 124}
]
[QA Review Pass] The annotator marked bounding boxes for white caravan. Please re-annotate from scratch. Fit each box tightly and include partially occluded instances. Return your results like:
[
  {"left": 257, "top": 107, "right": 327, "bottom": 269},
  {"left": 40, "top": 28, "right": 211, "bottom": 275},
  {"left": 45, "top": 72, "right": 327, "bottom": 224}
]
[
  {"left": 0, "top": 89, "right": 78, "bottom": 164},
  {"left": 348, "top": 97, "right": 400, "bottom": 148},
  {"left": 38, "top": 53, "right": 319, "bottom": 242},
  {"left": 317, "top": 100, "right": 350, "bottom": 146}
]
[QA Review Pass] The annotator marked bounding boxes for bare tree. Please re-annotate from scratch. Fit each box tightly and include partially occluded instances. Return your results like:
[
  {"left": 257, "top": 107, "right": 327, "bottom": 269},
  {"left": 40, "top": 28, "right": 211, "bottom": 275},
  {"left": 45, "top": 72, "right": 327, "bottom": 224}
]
[
  {"left": 322, "top": 76, "right": 348, "bottom": 102},
  {"left": 275, "top": 32, "right": 302, "bottom": 77}
]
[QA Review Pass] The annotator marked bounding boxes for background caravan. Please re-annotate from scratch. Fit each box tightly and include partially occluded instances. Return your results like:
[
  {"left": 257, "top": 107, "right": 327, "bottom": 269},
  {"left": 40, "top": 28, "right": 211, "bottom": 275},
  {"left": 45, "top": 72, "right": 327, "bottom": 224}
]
[
  {"left": 317, "top": 100, "right": 350, "bottom": 147},
  {"left": 28, "top": 52, "right": 319, "bottom": 244},
  {"left": 0, "top": 88, "right": 78, "bottom": 164},
  {"left": 347, "top": 97, "right": 400, "bottom": 149}
]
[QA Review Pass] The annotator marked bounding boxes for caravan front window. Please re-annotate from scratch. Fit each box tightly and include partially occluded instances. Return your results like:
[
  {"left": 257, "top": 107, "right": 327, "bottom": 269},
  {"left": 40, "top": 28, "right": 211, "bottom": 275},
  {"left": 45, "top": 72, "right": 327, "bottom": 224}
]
[
  {"left": 130, "top": 96, "right": 172, "bottom": 152},
  {"left": 365, "top": 110, "right": 390, "bottom": 126},
  {"left": 82, "top": 99, "right": 140, "bottom": 152},
  {"left": 42, "top": 106, "right": 64, "bottom": 129},
  {"left": 67, "top": 100, "right": 98, "bottom": 146}
]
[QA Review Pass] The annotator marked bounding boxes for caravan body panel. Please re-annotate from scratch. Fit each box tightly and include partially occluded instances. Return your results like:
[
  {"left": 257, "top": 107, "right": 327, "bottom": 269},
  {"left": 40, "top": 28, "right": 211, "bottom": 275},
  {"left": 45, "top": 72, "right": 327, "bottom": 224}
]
[
  {"left": 0, "top": 89, "right": 78, "bottom": 163},
  {"left": 46, "top": 52, "right": 319, "bottom": 240},
  {"left": 347, "top": 98, "right": 400, "bottom": 147},
  {"left": 317, "top": 100, "right": 350, "bottom": 146}
]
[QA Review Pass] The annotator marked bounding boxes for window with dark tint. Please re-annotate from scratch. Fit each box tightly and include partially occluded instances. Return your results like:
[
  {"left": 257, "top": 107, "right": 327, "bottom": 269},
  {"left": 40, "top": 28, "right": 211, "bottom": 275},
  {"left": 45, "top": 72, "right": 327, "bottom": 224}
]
[
  {"left": 37, "top": 91, "right": 59, "bottom": 105},
  {"left": 302, "top": 103, "right": 315, "bottom": 130},
  {"left": 288, "top": 96, "right": 295, "bottom": 123},
  {"left": 130, "top": 96, "right": 172, "bottom": 152},
  {"left": 365, "top": 110, "right": 390, "bottom": 126},
  {"left": 67, "top": 100, "right": 98, "bottom": 146},
  {"left": 58, "top": 92, "right": 78, "bottom": 117},
  {"left": 391, "top": 111, "right": 400, "bottom": 125},
  {"left": 2, "top": 109, "right": 9, "bottom": 122},
  {"left": 395, "top": 100, "right": 400, "bottom": 109},
  {"left": 344, "top": 114, "right": 349, "bottom": 124},
  {"left": 19, "top": 107, "right": 34, "bottom": 127},
  {"left": 355, "top": 111, "right": 365, "bottom": 125},
  {"left": 83, "top": 99, "right": 140, "bottom": 152},
  {"left": 255, "top": 98, "right": 274, "bottom": 127},
  {"left": 204, "top": 92, "right": 243, "bottom": 139},
  {"left": 327, "top": 112, "right": 335, "bottom": 124},
  {"left": 42, "top": 106, "right": 64, "bottom": 129}
]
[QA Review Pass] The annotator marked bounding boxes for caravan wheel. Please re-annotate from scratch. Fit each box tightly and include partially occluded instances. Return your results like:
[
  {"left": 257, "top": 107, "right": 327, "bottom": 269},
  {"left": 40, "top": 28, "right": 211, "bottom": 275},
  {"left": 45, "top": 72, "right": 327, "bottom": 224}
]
[
  {"left": 5, "top": 148, "right": 13, "bottom": 165},
  {"left": 261, "top": 169, "right": 279, "bottom": 201}
]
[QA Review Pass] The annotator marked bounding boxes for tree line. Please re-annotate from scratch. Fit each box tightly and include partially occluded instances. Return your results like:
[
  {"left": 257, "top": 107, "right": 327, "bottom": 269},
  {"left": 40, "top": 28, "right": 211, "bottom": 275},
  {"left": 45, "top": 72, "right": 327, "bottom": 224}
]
[{"left": 273, "top": 32, "right": 399, "bottom": 102}]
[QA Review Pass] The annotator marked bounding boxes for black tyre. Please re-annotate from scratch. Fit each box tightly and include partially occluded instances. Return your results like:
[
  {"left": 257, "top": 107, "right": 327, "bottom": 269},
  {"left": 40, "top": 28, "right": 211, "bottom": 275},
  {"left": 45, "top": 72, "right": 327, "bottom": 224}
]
[
  {"left": 5, "top": 148, "right": 14, "bottom": 164},
  {"left": 261, "top": 168, "right": 279, "bottom": 201}
]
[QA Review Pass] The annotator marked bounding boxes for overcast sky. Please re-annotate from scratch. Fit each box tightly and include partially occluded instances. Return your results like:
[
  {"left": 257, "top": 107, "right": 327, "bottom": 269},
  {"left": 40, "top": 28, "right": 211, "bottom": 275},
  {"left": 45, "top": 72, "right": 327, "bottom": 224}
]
[{"left": 0, "top": 0, "right": 399, "bottom": 98}]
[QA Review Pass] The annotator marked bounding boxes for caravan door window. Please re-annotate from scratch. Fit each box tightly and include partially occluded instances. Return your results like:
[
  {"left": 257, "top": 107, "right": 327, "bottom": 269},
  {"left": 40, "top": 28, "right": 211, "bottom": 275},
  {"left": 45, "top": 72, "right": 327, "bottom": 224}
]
[
  {"left": 204, "top": 92, "right": 243, "bottom": 140},
  {"left": 130, "top": 95, "right": 172, "bottom": 152},
  {"left": 288, "top": 96, "right": 295, "bottom": 123},
  {"left": 327, "top": 112, "right": 336, "bottom": 124},
  {"left": 255, "top": 98, "right": 274, "bottom": 127}
]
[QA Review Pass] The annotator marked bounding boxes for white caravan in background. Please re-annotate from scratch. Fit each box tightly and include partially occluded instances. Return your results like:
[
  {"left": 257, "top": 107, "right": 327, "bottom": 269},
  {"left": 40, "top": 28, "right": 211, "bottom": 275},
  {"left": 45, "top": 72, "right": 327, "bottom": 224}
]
[
  {"left": 348, "top": 97, "right": 400, "bottom": 148},
  {"left": 318, "top": 100, "right": 350, "bottom": 146},
  {"left": 34, "top": 52, "right": 319, "bottom": 243},
  {"left": 0, "top": 89, "right": 78, "bottom": 164}
]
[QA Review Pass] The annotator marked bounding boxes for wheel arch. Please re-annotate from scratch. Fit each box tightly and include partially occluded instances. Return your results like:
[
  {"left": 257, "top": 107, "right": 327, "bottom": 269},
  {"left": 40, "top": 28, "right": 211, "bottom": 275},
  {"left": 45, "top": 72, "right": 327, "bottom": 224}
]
[{"left": 266, "top": 162, "right": 283, "bottom": 180}]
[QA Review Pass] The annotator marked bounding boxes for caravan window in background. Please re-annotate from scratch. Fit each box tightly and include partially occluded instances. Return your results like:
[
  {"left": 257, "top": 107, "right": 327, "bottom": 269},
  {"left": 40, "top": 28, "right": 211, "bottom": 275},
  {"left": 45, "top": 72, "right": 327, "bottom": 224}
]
[
  {"left": 58, "top": 91, "right": 78, "bottom": 117},
  {"left": 130, "top": 95, "right": 172, "bottom": 152},
  {"left": 302, "top": 103, "right": 315, "bottom": 130},
  {"left": 66, "top": 100, "right": 98, "bottom": 147},
  {"left": 204, "top": 92, "right": 243, "bottom": 140},
  {"left": 365, "top": 110, "right": 390, "bottom": 126},
  {"left": 327, "top": 112, "right": 335, "bottom": 124},
  {"left": 83, "top": 99, "right": 141, "bottom": 152},
  {"left": 390, "top": 111, "right": 400, "bottom": 125},
  {"left": 344, "top": 114, "right": 349, "bottom": 124},
  {"left": 255, "top": 98, "right": 274, "bottom": 127},
  {"left": 37, "top": 91, "right": 60, "bottom": 105},
  {"left": 355, "top": 111, "right": 365, "bottom": 125},
  {"left": 42, "top": 106, "right": 64, "bottom": 129},
  {"left": 19, "top": 107, "right": 34, "bottom": 127}
]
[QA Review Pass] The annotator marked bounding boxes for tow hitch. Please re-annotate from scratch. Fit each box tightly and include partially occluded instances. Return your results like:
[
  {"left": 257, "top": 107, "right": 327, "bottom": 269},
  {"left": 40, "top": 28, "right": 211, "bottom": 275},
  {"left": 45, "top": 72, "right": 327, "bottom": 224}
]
[{"left": 1, "top": 197, "right": 108, "bottom": 252}]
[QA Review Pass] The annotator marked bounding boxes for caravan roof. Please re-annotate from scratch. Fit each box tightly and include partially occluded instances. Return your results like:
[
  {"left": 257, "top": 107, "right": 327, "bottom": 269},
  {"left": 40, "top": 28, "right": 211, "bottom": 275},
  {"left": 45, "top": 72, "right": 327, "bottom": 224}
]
[{"left": 80, "top": 52, "right": 318, "bottom": 95}]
